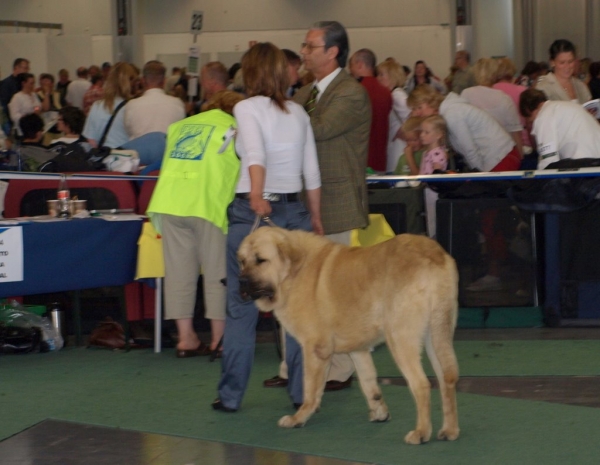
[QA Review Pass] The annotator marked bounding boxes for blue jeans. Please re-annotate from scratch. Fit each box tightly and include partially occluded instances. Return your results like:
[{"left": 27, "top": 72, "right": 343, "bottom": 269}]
[
  {"left": 121, "top": 132, "right": 166, "bottom": 166},
  {"left": 217, "top": 197, "right": 312, "bottom": 410}
]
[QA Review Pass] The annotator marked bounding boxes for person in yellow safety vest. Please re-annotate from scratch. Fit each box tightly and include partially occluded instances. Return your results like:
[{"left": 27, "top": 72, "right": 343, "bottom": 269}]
[{"left": 147, "top": 90, "right": 244, "bottom": 359}]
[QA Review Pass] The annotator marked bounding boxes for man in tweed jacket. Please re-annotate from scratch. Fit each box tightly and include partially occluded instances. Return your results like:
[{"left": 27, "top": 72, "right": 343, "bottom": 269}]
[
  {"left": 294, "top": 21, "right": 371, "bottom": 236},
  {"left": 295, "top": 21, "right": 371, "bottom": 390}
]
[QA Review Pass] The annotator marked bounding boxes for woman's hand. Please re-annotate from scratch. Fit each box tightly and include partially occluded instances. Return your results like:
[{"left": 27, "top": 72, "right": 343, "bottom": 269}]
[{"left": 249, "top": 194, "right": 271, "bottom": 217}]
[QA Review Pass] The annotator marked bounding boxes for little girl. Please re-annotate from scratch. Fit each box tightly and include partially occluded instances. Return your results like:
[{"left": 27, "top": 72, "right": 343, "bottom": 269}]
[
  {"left": 419, "top": 115, "right": 448, "bottom": 237},
  {"left": 394, "top": 116, "right": 424, "bottom": 178},
  {"left": 419, "top": 115, "right": 448, "bottom": 175}
]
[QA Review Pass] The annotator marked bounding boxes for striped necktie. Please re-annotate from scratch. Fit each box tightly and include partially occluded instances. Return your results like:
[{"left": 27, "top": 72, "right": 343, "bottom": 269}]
[{"left": 304, "top": 86, "right": 319, "bottom": 114}]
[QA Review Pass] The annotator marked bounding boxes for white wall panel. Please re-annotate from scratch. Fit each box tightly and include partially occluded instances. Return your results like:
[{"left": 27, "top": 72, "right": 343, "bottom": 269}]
[
  {"left": 47, "top": 35, "right": 93, "bottom": 76},
  {"left": 0, "top": 0, "right": 112, "bottom": 35},
  {"left": 91, "top": 36, "right": 114, "bottom": 68},
  {"left": 144, "top": 25, "right": 451, "bottom": 76},
  {"left": 472, "top": 0, "right": 513, "bottom": 60}
]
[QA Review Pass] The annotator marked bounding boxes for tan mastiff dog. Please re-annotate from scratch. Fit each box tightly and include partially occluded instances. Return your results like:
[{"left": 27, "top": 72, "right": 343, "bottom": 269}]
[{"left": 238, "top": 227, "right": 460, "bottom": 444}]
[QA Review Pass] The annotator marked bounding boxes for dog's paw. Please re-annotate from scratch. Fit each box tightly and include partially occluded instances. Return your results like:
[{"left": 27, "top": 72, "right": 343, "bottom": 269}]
[
  {"left": 278, "top": 415, "right": 305, "bottom": 428},
  {"left": 404, "top": 429, "right": 432, "bottom": 445},
  {"left": 369, "top": 405, "right": 390, "bottom": 423},
  {"left": 437, "top": 427, "right": 460, "bottom": 441}
]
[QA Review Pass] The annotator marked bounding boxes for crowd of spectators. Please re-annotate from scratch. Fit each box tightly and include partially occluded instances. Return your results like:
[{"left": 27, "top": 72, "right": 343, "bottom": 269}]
[{"left": 2, "top": 37, "right": 596, "bottom": 174}]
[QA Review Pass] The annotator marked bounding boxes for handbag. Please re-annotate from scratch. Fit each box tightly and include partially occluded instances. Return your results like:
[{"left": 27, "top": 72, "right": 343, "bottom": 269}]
[
  {"left": 87, "top": 100, "right": 128, "bottom": 166},
  {"left": 88, "top": 317, "right": 126, "bottom": 349}
]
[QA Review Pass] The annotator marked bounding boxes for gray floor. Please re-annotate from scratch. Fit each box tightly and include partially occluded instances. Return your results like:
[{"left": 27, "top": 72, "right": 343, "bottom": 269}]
[
  {"left": 0, "top": 420, "right": 366, "bottom": 465},
  {"left": 1, "top": 327, "right": 598, "bottom": 465}
]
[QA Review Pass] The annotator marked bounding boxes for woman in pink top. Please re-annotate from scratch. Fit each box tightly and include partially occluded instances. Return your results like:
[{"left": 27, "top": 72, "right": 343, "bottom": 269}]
[{"left": 493, "top": 57, "right": 532, "bottom": 151}]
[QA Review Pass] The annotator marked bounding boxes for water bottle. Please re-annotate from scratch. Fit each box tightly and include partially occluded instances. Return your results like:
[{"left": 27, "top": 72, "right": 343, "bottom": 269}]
[
  {"left": 48, "top": 302, "right": 67, "bottom": 346},
  {"left": 57, "top": 175, "right": 71, "bottom": 218}
]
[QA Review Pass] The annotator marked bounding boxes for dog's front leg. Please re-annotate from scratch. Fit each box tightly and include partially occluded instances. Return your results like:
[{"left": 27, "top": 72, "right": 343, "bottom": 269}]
[{"left": 278, "top": 345, "right": 330, "bottom": 428}]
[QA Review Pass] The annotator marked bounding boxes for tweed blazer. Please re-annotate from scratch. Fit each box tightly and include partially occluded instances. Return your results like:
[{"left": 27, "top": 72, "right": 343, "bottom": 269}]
[{"left": 294, "top": 69, "right": 371, "bottom": 234}]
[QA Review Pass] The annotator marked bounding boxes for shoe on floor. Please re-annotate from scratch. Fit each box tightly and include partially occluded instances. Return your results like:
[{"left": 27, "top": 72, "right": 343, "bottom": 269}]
[
  {"left": 176, "top": 342, "right": 212, "bottom": 358},
  {"left": 324, "top": 377, "right": 352, "bottom": 391},
  {"left": 211, "top": 398, "right": 237, "bottom": 413},
  {"left": 465, "top": 275, "right": 502, "bottom": 292},
  {"left": 263, "top": 375, "right": 289, "bottom": 388}
]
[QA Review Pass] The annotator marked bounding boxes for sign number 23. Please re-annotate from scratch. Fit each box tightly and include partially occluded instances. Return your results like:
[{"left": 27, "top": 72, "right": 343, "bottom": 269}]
[{"left": 191, "top": 11, "right": 203, "bottom": 33}]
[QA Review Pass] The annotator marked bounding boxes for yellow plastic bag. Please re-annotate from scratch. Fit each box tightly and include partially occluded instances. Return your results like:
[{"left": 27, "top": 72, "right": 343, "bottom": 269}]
[
  {"left": 350, "top": 213, "right": 396, "bottom": 247},
  {"left": 136, "top": 222, "right": 165, "bottom": 279}
]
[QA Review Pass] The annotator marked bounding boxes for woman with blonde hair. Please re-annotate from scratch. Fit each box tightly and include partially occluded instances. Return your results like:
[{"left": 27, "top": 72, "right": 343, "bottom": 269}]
[
  {"left": 408, "top": 83, "right": 518, "bottom": 172},
  {"left": 213, "top": 42, "right": 322, "bottom": 413},
  {"left": 83, "top": 61, "right": 137, "bottom": 148},
  {"left": 461, "top": 58, "right": 524, "bottom": 157},
  {"left": 376, "top": 59, "right": 411, "bottom": 172},
  {"left": 493, "top": 57, "right": 533, "bottom": 158}
]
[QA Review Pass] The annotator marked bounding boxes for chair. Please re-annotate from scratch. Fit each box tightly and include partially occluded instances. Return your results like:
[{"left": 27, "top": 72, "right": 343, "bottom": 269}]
[{"left": 136, "top": 170, "right": 159, "bottom": 215}]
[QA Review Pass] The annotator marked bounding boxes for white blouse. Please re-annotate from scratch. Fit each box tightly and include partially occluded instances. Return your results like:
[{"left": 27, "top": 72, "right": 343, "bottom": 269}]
[
  {"left": 8, "top": 91, "right": 41, "bottom": 135},
  {"left": 234, "top": 96, "right": 321, "bottom": 193}
]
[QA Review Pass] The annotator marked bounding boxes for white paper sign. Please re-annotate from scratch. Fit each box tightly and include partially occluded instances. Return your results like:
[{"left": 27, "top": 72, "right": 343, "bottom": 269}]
[
  {"left": 0, "top": 226, "right": 24, "bottom": 283},
  {"left": 188, "top": 46, "right": 200, "bottom": 76}
]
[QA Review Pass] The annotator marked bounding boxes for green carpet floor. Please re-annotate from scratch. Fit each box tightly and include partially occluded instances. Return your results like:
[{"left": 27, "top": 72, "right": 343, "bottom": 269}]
[{"left": 1, "top": 340, "right": 600, "bottom": 465}]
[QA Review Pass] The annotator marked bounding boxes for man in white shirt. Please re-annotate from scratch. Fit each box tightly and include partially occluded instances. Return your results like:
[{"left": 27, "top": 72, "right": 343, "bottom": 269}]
[
  {"left": 519, "top": 88, "right": 600, "bottom": 169},
  {"left": 124, "top": 61, "right": 186, "bottom": 140},
  {"left": 65, "top": 67, "right": 91, "bottom": 109}
]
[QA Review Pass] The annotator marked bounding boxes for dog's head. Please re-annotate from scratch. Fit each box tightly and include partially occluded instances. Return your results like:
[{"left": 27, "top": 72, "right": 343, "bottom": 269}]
[{"left": 237, "top": 227, "right": 304, "bottom": 310}]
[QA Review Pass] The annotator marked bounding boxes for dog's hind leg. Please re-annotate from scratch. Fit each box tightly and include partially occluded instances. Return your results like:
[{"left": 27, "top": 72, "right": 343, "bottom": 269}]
[
  {"left": 386, "top": 329, "right": 432, "bottom": 445},
  {"left": 350, "top": 350, "right": 390, "bottom": 422},
  {"left": 425, "top": 317, "right": 460, "bottom": 441},
  {"left": 278, "top": 345, "right": 330, "bottom": 428}
]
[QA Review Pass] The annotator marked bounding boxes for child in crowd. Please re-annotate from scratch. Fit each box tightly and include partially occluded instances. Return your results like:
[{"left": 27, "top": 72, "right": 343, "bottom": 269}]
[
  {"left": 394, "top": 116, "right": 424, "bottom": 177},
  {"left": 419, "top": 114, "right": 448, "bottom": 237}
]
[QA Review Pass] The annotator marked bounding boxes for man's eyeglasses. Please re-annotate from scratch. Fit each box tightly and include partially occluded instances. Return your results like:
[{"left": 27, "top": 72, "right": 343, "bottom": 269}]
[{"left": 301, "top": 43, "right": 326, "bottom": 52}]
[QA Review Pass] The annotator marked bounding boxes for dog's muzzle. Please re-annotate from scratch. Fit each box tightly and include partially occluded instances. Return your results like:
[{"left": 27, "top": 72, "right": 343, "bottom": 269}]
[{"left": 239, "top": 276, "right": 275, "bottom": 302}]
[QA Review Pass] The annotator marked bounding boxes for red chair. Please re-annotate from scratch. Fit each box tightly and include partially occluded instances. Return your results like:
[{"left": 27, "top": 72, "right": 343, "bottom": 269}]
[
  {"left": 136, "top": 170, "right": 159, "bottom": 215},
  {"left": 127, "top": 170, "right": 160, "bottom": 324}
]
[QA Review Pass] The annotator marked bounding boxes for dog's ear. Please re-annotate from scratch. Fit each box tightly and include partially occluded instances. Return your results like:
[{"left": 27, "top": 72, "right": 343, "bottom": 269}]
[{"left": 276, "top": 236, "right": 304, "bottom": 278}]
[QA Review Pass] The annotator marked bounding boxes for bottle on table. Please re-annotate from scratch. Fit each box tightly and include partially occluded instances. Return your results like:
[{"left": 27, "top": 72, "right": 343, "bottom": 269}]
[{"left": 57, "top": 174, "right": 71, "bottom": 218}]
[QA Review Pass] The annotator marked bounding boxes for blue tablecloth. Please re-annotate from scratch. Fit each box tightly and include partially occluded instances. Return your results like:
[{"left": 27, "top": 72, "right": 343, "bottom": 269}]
[{"left": 0, "top": 217, "right": 143, "bottom": 297}]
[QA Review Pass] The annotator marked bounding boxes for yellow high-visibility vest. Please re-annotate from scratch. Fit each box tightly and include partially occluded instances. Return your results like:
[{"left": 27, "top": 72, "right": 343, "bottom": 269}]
[{"left": 147, "top": 109, "right": 240, "bottom": 234}]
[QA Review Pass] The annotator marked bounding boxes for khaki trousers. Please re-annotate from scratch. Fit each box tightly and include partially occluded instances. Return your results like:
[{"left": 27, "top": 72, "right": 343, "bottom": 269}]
[{"left": 160, "top": 214, "right": 226, "bottom": 321}]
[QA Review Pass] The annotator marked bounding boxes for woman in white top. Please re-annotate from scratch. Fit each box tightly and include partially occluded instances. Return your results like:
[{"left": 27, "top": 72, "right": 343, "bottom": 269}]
[
  {"left": 535, "top": 39, "right": 591, "bottom": 104},
  {"left": 376, "top": 59, "right": 411, "bottom": 172},
  {"left": 82, "top": 62, "right": 138, "bottom": 148},
  {"left": 214, "top": 42, "right": 322, "bottom": 413},
  {"left": 8, "top": 73, "right": 43, "bottom": 136},
  {"left": 405, "top": 60, "right": 447, "bottom": 95},
  {"left": 461, "top": 58, "right": 524, "bottom": 157}
]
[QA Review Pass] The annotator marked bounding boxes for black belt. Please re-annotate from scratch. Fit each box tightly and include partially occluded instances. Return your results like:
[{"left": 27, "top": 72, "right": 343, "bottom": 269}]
[{"left": 235, "top": 192, "right": 299, "bottom": 202}]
